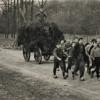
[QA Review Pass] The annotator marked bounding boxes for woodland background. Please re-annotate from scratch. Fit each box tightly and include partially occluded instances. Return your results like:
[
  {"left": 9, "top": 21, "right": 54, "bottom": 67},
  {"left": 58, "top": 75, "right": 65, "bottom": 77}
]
[{"left": 0, "top": 0, "right": 100, "bottom": 39}]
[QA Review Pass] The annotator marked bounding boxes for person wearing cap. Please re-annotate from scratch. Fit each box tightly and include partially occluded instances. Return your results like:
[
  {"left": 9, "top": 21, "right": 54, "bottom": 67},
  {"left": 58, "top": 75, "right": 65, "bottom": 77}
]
[
  {"left": 53, "top": 42, "right": 68, "bottom": 79},
  {"left": 90, "top": 39, "right": 100, "bottom": 80},
  {"left": 72, "top": 38, "right": 86, "bottom": 81}
]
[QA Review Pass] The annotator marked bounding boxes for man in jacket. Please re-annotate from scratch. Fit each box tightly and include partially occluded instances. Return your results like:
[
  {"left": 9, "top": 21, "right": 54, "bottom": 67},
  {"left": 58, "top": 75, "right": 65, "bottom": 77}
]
[
  {"left": 91, "top": 39, "right": 100, "bottom": 80},
  {"left": 72, "top": 38, "right": 86, "bottom": 81}
]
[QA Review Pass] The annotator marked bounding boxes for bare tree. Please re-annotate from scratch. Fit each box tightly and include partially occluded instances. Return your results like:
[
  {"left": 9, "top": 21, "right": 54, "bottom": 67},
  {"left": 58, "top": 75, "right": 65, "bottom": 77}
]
[
  {"left": 13, "top": 0, "right": 16, "bottom": 39},
  {"left": 17, "top": 0, "right": 20, "bottom": 30},
  {"left": 31, "top": 0, "right": 34, "bottom": 21},
  {"left": 25, "top": 0, "right": 28, "bottom": 21},
  {"left": 11, "top": 0, "right": 13, "bottom": 37},
  {"left": 2, "top": 0, "right": 8, "bottom": 38},
  {"left": 7, "top": 0, "right": 9, "bottom": 39}
]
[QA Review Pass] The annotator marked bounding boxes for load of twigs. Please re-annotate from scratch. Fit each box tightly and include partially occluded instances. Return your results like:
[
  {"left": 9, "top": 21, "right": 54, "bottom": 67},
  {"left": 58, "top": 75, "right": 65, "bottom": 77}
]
[{"left": 17, "top": 22, "right": 64, "bottom": 52}]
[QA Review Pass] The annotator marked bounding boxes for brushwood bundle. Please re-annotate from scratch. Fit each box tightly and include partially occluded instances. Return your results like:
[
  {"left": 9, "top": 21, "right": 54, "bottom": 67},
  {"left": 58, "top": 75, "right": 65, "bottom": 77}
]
[{"left": 17, "top": 22, "right": 64, "bottom": 52}]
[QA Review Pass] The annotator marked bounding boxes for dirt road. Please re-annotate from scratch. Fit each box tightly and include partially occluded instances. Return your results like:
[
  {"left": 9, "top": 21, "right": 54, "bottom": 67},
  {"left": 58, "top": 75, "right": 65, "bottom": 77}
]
[
  {"left": 0, "top": 47, "right": 100, "bottom": 100},
  {"left": 0, "top": 65, "right": 87, "bottom": 100}
]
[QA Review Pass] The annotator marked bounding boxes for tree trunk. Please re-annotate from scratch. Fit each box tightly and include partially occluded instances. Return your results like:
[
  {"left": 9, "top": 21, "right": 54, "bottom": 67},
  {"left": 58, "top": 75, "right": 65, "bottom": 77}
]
[
  {"left": 31, "top": 0, "right": 34, "bottom": 21},
  {"left": 13, "top": 0, "right": 16, "bottom": 39}
]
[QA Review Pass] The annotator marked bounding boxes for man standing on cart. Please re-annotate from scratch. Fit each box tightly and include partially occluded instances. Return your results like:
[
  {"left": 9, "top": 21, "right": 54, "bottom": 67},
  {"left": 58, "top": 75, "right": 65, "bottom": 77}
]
[{"left": 35, "top": 8, "right": 47, "bottom": 24}]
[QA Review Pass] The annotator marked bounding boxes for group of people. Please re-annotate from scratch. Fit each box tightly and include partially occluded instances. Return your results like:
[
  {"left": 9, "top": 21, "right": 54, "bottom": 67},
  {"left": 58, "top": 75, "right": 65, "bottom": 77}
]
[{"left": 53, "top": 37, "right": 100, "bottom": 81}]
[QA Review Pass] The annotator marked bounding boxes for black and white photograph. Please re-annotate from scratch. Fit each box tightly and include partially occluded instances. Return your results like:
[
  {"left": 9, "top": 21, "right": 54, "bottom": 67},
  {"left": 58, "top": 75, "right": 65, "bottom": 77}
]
[{"left": 0, "top": 0, "right": 100, "bottom": 100}]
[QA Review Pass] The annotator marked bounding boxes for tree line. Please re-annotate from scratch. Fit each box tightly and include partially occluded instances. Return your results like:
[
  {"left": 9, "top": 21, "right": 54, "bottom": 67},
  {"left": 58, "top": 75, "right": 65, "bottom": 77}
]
[
  {"left": 0, "top": 0, "right": 100, "bottom": 38},
  {"left": 47, "top": 0, "right": 100, "bottom": 35}
]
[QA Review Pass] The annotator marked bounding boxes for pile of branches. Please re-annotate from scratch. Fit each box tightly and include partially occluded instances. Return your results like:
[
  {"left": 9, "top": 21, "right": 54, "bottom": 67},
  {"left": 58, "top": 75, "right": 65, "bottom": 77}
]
[{"left": 17, "top": 22, "right": 64, "bottom": 52}]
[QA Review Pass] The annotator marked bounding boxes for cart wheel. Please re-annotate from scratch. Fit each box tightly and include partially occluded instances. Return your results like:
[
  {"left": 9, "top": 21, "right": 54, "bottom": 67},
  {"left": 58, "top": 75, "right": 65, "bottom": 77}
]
[
  {"left": 34, "top": 48, "right": 42, "bottom": 64},
  {"left": 23, "top": 47, "right": 30, "bottom": 62},
  {"left": 44, "top": 55, "right": 50, "bottom": 61}
]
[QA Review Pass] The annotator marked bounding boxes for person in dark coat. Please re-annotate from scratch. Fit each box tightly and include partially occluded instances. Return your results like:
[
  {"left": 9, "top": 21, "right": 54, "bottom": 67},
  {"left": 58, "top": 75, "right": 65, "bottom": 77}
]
[{"left": 72, "top": 38, "right": 86, "bottom": 81}]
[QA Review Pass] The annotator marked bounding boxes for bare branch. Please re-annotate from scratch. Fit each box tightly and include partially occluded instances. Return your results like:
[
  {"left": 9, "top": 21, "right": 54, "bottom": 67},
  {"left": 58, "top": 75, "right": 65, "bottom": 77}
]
[
  {"left": 42, "top": 0, "right": 43, "bottom": 7},
  {"left": 38, "top": 0, "right": 41, "bottom": 7},
  {"left": 43, "top": 0, "right": 47, "bottom": 7},
  {"left": 2, "top": 0, "right": 7, "bottom": 5}
]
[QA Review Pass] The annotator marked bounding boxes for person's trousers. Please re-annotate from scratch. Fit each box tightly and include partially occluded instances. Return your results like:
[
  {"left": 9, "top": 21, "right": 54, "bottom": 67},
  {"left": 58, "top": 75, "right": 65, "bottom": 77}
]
[
  {"left": 89, "top": 59, "right": 96, "bottom": 74},
  {"left": 53, "top": 58, "right": 67, "bottom": 77},
  {"left": 85, "top": 55, "right": 90, "bottom": 72},
  {"left": 67, "top": 57, "right": 74, "bottom": 73},
  {"left": 94, "top": 57, "right": 100, "bottom": 78},
  {"left": 72, "top": 59, "right": 85, "bottom": 78}
]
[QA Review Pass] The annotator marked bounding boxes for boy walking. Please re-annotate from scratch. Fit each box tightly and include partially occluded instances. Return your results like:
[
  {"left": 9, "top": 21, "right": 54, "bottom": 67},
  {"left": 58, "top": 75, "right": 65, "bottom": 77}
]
[
  {"left": 53, "top": 42, "right": 68, "bottom": 79},
  {"left": 90, "top": 39, "right": 100, "bottom": 80},
  {"left": 72, "top": 38, "right": 86, "bottom": 81}
]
